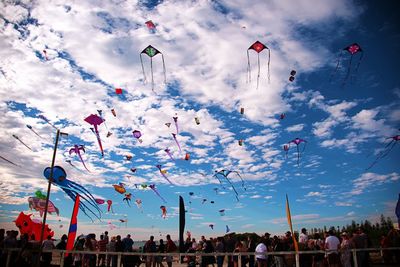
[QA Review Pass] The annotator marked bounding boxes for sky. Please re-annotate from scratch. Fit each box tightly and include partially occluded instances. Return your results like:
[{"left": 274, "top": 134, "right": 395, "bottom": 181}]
[{"left": 0, "top": 0, "right": 399, "bottom": 241}]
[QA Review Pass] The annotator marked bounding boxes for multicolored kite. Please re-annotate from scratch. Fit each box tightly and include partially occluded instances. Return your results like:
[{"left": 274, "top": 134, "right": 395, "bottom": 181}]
[
  {"left": 331, "top": 43, "right": 363, "bottom": 86},
  {"left": 247, "top": 41, "right": 271, "bottom": 89},
  {"left": 140, "top": 45, "right": 166, "bottom": 91}
]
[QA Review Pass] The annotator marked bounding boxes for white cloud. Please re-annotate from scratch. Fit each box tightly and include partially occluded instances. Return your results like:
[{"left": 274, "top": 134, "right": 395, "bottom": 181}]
[
  {"left": 286, "top": 124, "right": 305, "bottom": 133},
  {"left": 350, "top": 172, "right": 400, "bottom": 195}
]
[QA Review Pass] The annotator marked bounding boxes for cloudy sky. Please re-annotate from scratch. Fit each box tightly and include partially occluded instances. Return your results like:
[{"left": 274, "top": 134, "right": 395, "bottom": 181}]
[{"left": 0, "top": 0, "right": 399, "bottom": 240}]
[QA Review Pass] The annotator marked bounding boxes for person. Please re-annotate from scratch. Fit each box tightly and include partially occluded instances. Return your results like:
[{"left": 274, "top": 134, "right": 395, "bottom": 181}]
[
  {"left": 225, "top": 234, "right": 236, "bottom": 267},
  {"left": 340, "top": 232, "right": 353, "bottom": 267},
  {"left": 97, "top": 234, "right": 108, "bottom": 267},
  {"left": 73, "top": 236, "right": 85, "bottom": 267},
  {"left": 165, "top": 234, "right": 177, "bottom": 267},
  {"left": 156, "top": 239, "right": 165, "bottom": 267},
  {"left": 247, "top": 236, "right": 256, "bottom": 267},
  {"left": 123, "top": 234, "right": 134, "bottom": 252},
  {"left": 41, "top": 235, "right": 55, "bottom": 267},
  {"left": 215, "top": 236, "right": 225, "bottom": 267},
  {"left": 352, "top": 227, "right": 369, "bottom": 267},
  {"left": 201, "top": 238, "right": 216, "bottom": 267},
  {"left": 57, "top": 234, "right": 68, "bottom": 250},
  {"left": 324, "top": 230, "right": 340, "bottom": 267},
  {"left": 115, "top": 235, "right": 124, "bottom": 267},
  {"left": 299, "top": 228, "right": 308, "bottom": 244},
  {"left": 272, "top": 235, "right": 285, "bottom": 267},
  {"left": 255, "top": 238, "right": 267, "bottom": 267},
  {"left": 233, "top": 241, "right": 245, "bottom": 267},
  {"left": 84, "top": 235, "right": 96, "bottom": 267},
  {"left": 106, "top": 236, "right": 116, "bottom": 267},
  {"left": 144, "top": 235, "right": 157, "bottom": 267}
]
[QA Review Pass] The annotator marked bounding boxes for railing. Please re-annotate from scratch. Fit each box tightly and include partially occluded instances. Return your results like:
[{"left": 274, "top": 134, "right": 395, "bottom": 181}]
[{"left": 1, "top": 247, "right": 400, "bottom": 267}]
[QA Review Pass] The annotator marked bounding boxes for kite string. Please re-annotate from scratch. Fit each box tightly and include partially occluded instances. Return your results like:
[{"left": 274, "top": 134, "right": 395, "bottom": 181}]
[
  {"left": 267, "top": 48, "right": 271, "bottom": 83},
  {"left": 161, "top": 54, "right": 166, "bottom": 84},
  {"left": 140, "top": 54, "right": 147, "bottom": 84},
  {"left": 150, "top": 58, "right": 154, "bottom": 91},
  {"left": 329, "top": 50, "right": 343, "bottom": 83},
  {"left": 342, "top": 54, "right": 353, "bottom": 87},
  {"left": 256, "top": 53, "right": 260, "bottom": 90},
  {"left": 246, "top": 50, "right": 251, "bottom": 83}
]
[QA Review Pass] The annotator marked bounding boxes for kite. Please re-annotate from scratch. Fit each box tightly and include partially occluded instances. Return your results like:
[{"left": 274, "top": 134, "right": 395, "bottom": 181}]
[
  {"left": 172, "top": 133, "right": 182, "bottom": 153},
  {"left": 247, "top": 41, "right": 271, "bottom": 89},
  {"left": 14, "top": 212, "right": 53, "bottom": 241},
  {"left": 210, "top": 201, "right": 215, "bottom": 204},
  {"left": 164, "top": 148, "right": 175, "bottom": 161},
  {"left": 165, "top": 123, "right": 171, "bottom": 128},
  {"left": 135, "top": 199, "right": 143, "bottom": 212},
  {"left": 69, "top": 145, "right": 90, "bottom": 172},
  {"left": 209, "top": 224, "right": 214, "bottom": 230},
  {"left": 156, "top": 164, "right": 173, "bottom": 184},
  {"left": 35, "top": 190, "right": 46, "bottom": 199},
  {"left": 330, "top": 43, "right": 363, "bottom": 86},
  {"left": 226, "top": 225, "right": 230, "bottom": 233},
  {"left": 202, "top": 199, "right": 207, "bottom": 204},
  {"left": 287, "top": 138, "right": 307, "bottom": 166},
  {"left": 160, "top": 205, "right": 167, "bottom": 219},
  {"left": 130, "top": 168, "right": 137, "bottom": 173},
  {"left": 119, "top": 218, "right": 128, "bottom": 227},
  {"left": 113, "top": 183, "right": 126, "bottom": 194},
  {"left": 149, "top": 184, "right": 167, "bottom": 203},
  {"left": 238, "top": 139, "right": 244, "bottom": 146},
  {"left": 280, "top": 113, "right": 286, "bottom": 120},
  {"left": 184, "top": 153, "right": 190, "bottom": 161},
  {"left": 43, "top": 166, "right": 101, "bottom": 220},
  {"left": 126, "top": 155, "right": 133, "bottom": 161},
  {"left": 107, "top": 200, "right": 113, "bottom": 213},
  {"left": 219, "top": 209, "right": 225, "bottom": 216},
  {"left": 173, "top": 116, "right": 179, "bottom": 134},
  {"left": 140, "top": 45, "right": 166, "bottom": 91},
  {"left": 28, "top": 196, "right": 59, "bottom": 217},
  {"left": 0, "top": 155, "right": 19, "bottom": 167},
  {"left": 132, "top": 130, "right": 143, "bottom": 143},
  {"left": 84, "top": 114, "right": 105, "bottom": 157},
  {"left": 123, "top": 193, "right": 132, "bottom": 206},
  {"left": 111, "top": 109, "right": 116, "bottom": 117},
  {"left": 145, "top": 20, "right": 156, "bottom": 31},
  {"left": 283, "top": 144, "right": 289, "bottom": 159},
  {"left": 43, "top": 49, "right": 49, "bottom": 60},
  {"left": 240, "top": 107, "right": 244, "bottom": 114},
  {"left": 366, "top": 134, "right": 400, "bottom": 170},
  {"left": 195, "top": 117, "right": 200, "bottom": 125},
  {"left": 289, "top": 70, "right": 296, "bottom": 82},
  {"left": 95, "top": 199, "right": 105, "bottom": 205},
  {"left": 12, "top": 134, "right": 32, "bottom": 151},
  {"left": 115, "top": 88, "right": 123, "bottom": 94},
  {"left": 107, "top": 132, "right": 112, "bottom": 138},
  {"left": 38, "top": 115, "right": 57, "bottom": 130},
  {"left": 26, "top": 125, "right": 43, "bottom": 139}
]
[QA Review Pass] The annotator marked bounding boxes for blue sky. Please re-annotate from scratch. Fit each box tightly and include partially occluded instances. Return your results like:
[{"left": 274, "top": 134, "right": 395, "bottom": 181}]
[{"left": 0, "top": 0, "right": 399, "bottom": 240}]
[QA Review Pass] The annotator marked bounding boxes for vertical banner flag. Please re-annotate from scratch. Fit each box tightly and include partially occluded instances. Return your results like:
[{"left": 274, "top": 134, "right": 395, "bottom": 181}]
[
  {"left": 66, "top": 194, "right": 80, "bottom": 256},
  {"left": 285, "top": 194, "right": 299, "bottom": 252},
  {"left": 179, "top": 196, "right": 185, "bottom": 253}
]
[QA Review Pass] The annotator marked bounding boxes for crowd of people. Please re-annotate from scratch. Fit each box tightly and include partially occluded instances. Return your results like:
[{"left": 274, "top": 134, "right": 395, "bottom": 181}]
[{"left": 0, "top": 227, "right": 399, "bottom": 267}]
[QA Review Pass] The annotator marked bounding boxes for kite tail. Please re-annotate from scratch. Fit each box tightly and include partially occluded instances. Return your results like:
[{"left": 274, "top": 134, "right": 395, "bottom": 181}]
[
  {"left": 14, "top": 137, "right": 33, "bottom": 151},
  {"left": 173, "top": 135, "right": 182, "bottom": 153},
  {"left": 256, "top": 53, "right": 260, "bottom": 90},
  {"left": 342, "top": 54, "right": 353, "bottom": 87},
  {"left": 296, "top": 145, "right": 300, "bottom": 166},
  {"left": 78, "top": 153, "right": 90, "bottom": 172},
  {"left": 0, "top": 155, "right": 19, "bottom": 167},
  {"left": 224, "top": 176, "right": 240, "bottom": 201},
  {"left": 161, "top": 53, "right": 167, "bottom": 84},
  {"left": 161, "top": 173, "right": 174, "bottom": 185},
  {"left": 150, "top": 57, "right": 154, "bottom": 91},
  {"left": 94, "top": 129, "right": 104, "bottom": 157},
  {"left": 267, "top": 48, "right": 271, "bottom": 83},
  {"left": 329, "top": 51, "right": 343, "bottom": 83},
  {"left": 351, "top": 52, "right": 363, "bottom": 83},
  {"left": 152, "top": 188, "right": 167, "bottom": 203},
  {"left": 140, "top": 54, "right": 147, "bottom": 84},
  {"left": 246, "top": 50, "right": 251, "bottom": 83}
]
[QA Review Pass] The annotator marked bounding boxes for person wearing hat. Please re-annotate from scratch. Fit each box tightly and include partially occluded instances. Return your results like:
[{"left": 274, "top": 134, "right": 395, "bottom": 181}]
[{"left": 340, "top": 232, "right": 353, "bottom": 267}]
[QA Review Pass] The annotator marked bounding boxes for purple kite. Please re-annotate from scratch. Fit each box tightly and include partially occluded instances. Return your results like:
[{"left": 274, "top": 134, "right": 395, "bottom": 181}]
[
  {"left": 164, "top": 148, "right": 175, "bottom": 161},
  {"left": 173, "top": 116, "right": 179, "bottom": 134},
  {"left": 84, "top": 114, "right": 104, "bottom": 157},
  {"left": 149, "top": 184, "right": 167, "bottom": 203},
  {"left": 171, "top": 133, "right": 182, "bottom": 153},
  {"left": 331, "top": 43, "right": 363, "bottom": 87},
  {"left": 156, "top": 165, "right": 173, "bottom": 184},
  {"left": 69, "top": 145, "right": 90, "bottom": 172},
  {"left": 133, "top": 130, "right": 143, "bottom": 143},
  {"left": 287, "top": 138, "right": 307, "bottom": 166}
]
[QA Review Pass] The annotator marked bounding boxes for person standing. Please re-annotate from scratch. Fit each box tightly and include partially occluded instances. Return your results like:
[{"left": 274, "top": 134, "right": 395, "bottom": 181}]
[
  {"left": 156, "top": 239, "right": 165, "bottom": 267},
  {"left": 299, "top": 228, "right": 308, "bottom": 244},
  {"left": 144, "top": 236, "right": 157, "bottom": 267},
  {"left": 165, "top": 234, "right": 177, "bottom": 267},
  {"left": 340, "top": 232, "right": 353, "bottom": 267},
  {"left": 215, "top": 237, "right": 225, "bottom": 267},
  {"left": 255, "top": 238, "right": 267, "bottom": 267},
  {"left": 98, "top": 234, "right": 108, "bottom": 267},
  {"left": 324, "top": 230, "right": 340, "bottom": 267},
  {"left": 41, "top": 235, "right": 55, "bottom": 267}
]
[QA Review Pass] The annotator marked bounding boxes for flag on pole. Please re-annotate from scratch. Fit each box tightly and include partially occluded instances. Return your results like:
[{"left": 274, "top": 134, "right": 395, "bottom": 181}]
[
  {"left": 395, "top": 193, "right": 400, "bottom": 227},
  {"left": 66, "top": 194, "right": 80, "bottom": 256},
  {"left": 285, "top": 194, "right": 298, "bottom": 252}
]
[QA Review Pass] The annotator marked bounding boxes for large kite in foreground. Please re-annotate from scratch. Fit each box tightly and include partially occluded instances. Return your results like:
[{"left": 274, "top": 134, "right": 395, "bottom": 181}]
[
  {"left": 247, "top": 41, "right": 271, "bottom": 89},
  {"left": 43, "top": 166, "right": 101, "bottom": 220},
  {"left": 140, "top": 45, "right": 166, "bottom": 91}
]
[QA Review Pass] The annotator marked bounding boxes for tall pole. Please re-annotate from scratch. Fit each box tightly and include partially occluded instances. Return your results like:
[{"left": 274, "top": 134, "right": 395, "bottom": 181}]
[{"left": 37, "top": 129, "right": 61, "bottom": 267}]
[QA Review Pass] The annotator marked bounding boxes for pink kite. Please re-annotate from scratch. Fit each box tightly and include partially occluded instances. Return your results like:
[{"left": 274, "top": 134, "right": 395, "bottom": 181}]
[
  {"left": 28, "top": 197, "right": 59, "bottom": 217},
  {"left": 149, "top": 184, "right": 167, "bottom": 203},
  {"left": 95, "top": 199, "right": 105, "bottom": 205},
  {"left": 160, "top": 205, "right": 167, "bottom": 219},
  {"left": 107, "top": 200, "right": 113, "bottom": 213},
  {"left": 171, "top": 133, "right": 182, "bottom": 153},
  {"left": 84, "top": 114, "right": 104, "bottom": 156},
  {"left": 287, "top": 138, "right": 307, "bottom": 166},
  {"left": 69, "top": 145, "right": 90, "bottom": 172}
]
